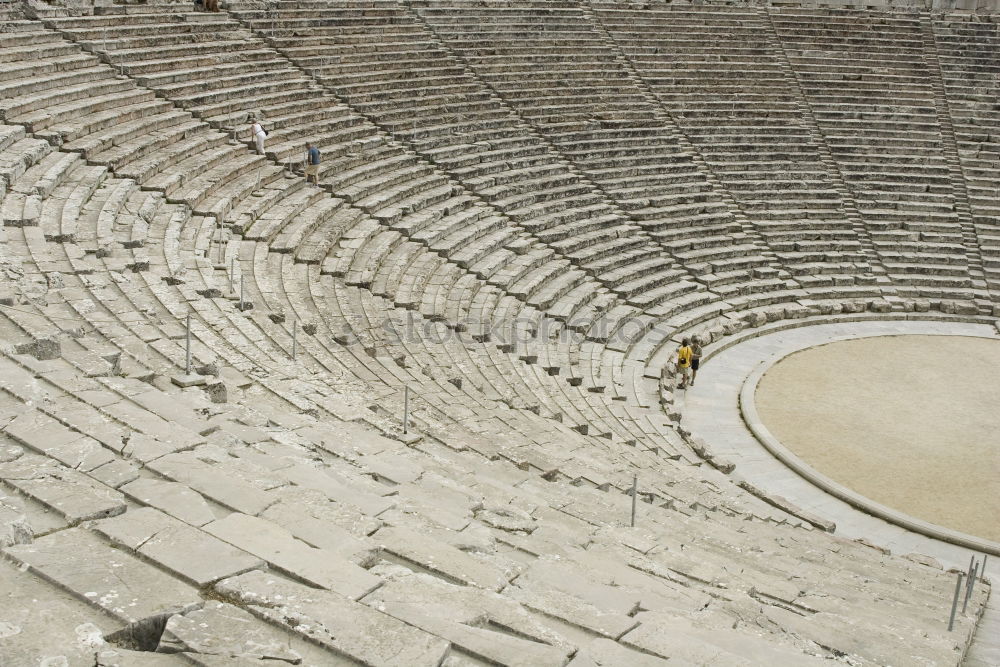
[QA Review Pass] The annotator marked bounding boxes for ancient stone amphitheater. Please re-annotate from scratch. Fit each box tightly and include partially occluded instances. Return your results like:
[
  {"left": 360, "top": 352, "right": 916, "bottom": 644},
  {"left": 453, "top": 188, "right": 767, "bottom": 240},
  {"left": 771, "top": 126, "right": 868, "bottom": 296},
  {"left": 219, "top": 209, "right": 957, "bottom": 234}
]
[{"left": 0, "top": 0, "right": 998, "bottom": 663}]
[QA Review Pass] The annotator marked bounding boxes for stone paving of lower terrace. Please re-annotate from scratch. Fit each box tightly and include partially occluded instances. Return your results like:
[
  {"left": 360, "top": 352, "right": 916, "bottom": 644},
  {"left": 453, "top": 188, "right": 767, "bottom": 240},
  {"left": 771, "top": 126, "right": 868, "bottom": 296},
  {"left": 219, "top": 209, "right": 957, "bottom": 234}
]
[{"left": 679, "top": 319, "right": 999, "bottom": 666}]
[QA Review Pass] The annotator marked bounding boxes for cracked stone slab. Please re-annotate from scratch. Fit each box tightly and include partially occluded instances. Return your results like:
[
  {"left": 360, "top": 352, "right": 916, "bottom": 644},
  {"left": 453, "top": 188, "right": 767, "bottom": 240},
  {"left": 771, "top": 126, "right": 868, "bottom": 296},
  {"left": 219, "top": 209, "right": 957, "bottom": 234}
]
[
  {"left": 567, "top": 638, "right": 670, "bottom": 667},
  {"left": 204, "top": 513, "right": 380, "bottom": 599},
  {"left": 261, "top": 501, "right": 373, "bottom": 563},
  {"left": 0, "top": 558, "right": 121, "bottom": 665},
  {"left": 266, "top": 486, "right": 382, "bottom": 538},
  {"left": 2, "top": 528, "right": 201, "bottom": 626},
  {"left": 364, "top": 569, "right": 574, "bottom": 666},
  {"left": 2, "top": 408, "right": 115, "bottom": 472},
  {"left": 215, "top": 570, "right": 449, "bottom": 666},
  {"left": 91, "top": 507, "right": 263, "bottom": 587},
  {"left": 621, "top": 612, "right": 830, "bottom": 665},
  {"left": 157, "top": 601, "right": 305, "bottom": 664},
  {"left": 120, "top": 478, "right": 217, "bottom": 527},
  {"left": 374, "top": 526, "right": 510, "bottom": 591},
  {"left": 146, "top": 452, "right": 275, "bottom": 516},
  {"left": 0, "top": 453, "right": 125, "bottom": 524}
]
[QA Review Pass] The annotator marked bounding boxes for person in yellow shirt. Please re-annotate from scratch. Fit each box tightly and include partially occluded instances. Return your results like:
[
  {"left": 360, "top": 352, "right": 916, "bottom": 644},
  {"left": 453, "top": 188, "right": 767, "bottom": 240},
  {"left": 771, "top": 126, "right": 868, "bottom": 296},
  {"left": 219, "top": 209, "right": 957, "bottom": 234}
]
[{"left": 676, "top": 338, "right": 693, "bottom": 389}]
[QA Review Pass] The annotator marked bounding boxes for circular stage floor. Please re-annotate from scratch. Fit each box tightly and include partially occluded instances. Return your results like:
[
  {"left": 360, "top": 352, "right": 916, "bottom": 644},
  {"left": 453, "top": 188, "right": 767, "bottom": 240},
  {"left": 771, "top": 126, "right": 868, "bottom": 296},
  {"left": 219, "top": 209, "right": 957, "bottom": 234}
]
[{"left": 755, "top": 334, "right": 1000, "bottom": 543}]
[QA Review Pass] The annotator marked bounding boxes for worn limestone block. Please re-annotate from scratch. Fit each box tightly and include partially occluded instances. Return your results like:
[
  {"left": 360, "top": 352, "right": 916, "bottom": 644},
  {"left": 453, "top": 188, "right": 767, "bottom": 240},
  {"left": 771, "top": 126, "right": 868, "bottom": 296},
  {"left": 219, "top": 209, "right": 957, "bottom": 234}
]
[
  {"left": 567, "top": 638, "right": 670, "bottom": 666},
  {"left": 0, "top": 454, "right": 125, "bottom": 524},
  {"left": 87, "top": 459, "right": 140, "bottom": 489},
  {"left": 2, "top": 528, "right": 200, "bottom": 626},
  {"left": 374, "top": 526, "right": 510, "bottom": 591},
  {"left": 737, "top": 481, "right": 836, "bottom": 533},
  {"left": 205, "top": 513, "right": 380, "bottom": 599},
  {"left": 261, "top": 501, "right": 374, "bottom": 563},
  {"left": 0, "top": 494, "right": 31, "bottom": 548},
  {"left": 147, "top": 452, "right": 275, "bottom": 516},
  {"left": 214, "top": 570, "right": 449, "bottom": 666},
  {"left": 157, "top": 601, "right": 304, "bottom": 663},
  {"left": 266, "top": 486, "right": 382, "bottom": 537},
  {"left": 622, "top": 612, "right": 829, "bottom": 665},
  {"left": 3, "top": 409, "right": 115, "bottom": 472},
  {"left": 365, "top": 571, "right": 574, "bottom": 666},
  {"left": 120, "top": 479, "right": 217, "bottom": 527},
  {"left": 505, "top": 582, "right": 638, "bottom": 641},
  {"left": 0, "top": 558, "right": 121, "bottom": 665},
  {"left": 91, "top": 508, "right": 263, "bottom": 587}
]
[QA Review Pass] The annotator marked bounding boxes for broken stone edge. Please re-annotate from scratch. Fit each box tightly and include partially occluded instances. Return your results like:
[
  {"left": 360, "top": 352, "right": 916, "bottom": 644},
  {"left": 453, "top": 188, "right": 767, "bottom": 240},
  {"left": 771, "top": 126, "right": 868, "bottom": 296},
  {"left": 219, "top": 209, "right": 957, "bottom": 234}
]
[{"left": 738, "top": 326, "right": 1000, "bottom": 557}]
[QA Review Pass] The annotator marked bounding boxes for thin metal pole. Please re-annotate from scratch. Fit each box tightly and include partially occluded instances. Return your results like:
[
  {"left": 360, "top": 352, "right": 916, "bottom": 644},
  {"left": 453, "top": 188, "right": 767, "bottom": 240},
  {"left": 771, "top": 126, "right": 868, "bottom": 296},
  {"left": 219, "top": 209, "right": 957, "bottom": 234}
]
[
  {"left": 239, "top": 276, "right": 245, "bottom": 311},
  {"left": 291, "top": 321, "right": 297, "bottom": 361},
  {"left": 963, "top": 560, "right": 978, "bottom": 613},
  {"left": 948, "top": 572, "right": 964, "bottom": 631},
  {"left": 403, "top": 386, "right": 409, "bottom": 434},
  {"left": 184, "top": 313, "right": 191, "bottom": 376},
  {"left": 630, "top": 475, "right": 637, "bottom": 528},
  {"left": 981, "top": 555, "right": 988, "bottom": 583}
]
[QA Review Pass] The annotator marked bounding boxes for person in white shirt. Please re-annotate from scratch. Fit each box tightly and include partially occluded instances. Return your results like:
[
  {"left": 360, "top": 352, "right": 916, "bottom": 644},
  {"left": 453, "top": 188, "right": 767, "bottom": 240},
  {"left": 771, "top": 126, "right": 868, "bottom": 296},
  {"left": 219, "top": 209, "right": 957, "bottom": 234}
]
[{"left": 250, "top": 120, "right": 267, "bottom": 155}]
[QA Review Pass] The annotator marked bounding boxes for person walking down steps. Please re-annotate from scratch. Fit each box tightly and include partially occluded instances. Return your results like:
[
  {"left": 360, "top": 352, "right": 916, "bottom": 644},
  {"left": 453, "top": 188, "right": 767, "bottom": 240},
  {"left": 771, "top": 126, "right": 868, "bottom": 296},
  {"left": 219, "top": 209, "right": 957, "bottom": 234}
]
[
  {"left": 305, "top": 142, "right": 321, "bottom": 185},
  {"left": 250, "top": 119, "right": 267, "bottom": 155}
]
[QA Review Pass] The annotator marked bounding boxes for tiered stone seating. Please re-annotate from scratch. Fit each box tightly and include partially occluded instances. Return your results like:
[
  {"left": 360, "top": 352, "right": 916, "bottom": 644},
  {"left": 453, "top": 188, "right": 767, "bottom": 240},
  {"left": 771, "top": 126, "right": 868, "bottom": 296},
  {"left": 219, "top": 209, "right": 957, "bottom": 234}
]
[
  {"left": 933, "top": 16, "right": 1000, "bottom": 295},
  {"left": 0, "top": 4, "right": 996, "bottom": 664},
  {"left": 418, "top": 0, "right": 777, "bottom": 308},
  {"left": 594, "top": 2, "right": 879, "bottom": 293},
  {"left": 771, "top": 8, "right": 975, "bottom": 302},
  {"left": 227, "top": 0, "right": 705, "bottom": 317},
  {"left": 0, "top": 19, "right": 274, "bottom": 220}
]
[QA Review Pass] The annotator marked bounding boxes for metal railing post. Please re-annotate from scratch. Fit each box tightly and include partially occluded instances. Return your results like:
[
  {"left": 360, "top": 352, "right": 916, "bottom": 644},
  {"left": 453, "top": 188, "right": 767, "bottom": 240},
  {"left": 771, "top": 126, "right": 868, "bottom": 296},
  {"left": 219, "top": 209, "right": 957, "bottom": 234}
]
[
  {"left": 403, "top": 386, "right": 409, "bottom": 434},
  {"left": 948, "top": 572, "right": 964, "bottom": 631},
  {"left": 630, "top": 475, "right": 637, "bottom": 528},
  {"left": 184, "top": 313, "right": 191, "bottom": 376}
]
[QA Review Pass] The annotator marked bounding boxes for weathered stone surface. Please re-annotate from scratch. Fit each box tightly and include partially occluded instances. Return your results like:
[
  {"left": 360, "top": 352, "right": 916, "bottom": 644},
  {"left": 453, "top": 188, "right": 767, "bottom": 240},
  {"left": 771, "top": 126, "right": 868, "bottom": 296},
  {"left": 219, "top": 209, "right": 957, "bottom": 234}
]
[
  {"left": 120, "top": 479, "right": 217, "bottom": 527},
  {"left": 2, "top": 528, "right": 200, "bottom": 626},
  {"left": 88, "top": 459, "right": 141, "bottom": 489},
  {"left": 365, "top": 569, "right": 574, "bottom": 666},
  {"left": 215, "top": 570, "right": 449, "bottom": 666},
  {"left": 568, "top": 638, "right": 670, "bottom": 667},
  {"left": 0, "top": 558, "right": 121, "bottom": 665},
  {"left": 157, "top": 601, "right": 304, "bottom": 663},
  {"left": 374, "top": 526, "right": 510, "bottom": 591},
  {"left": 205, "top": 513, "right": 380, "bottom": 598},
  {"left": 261, "top": 501, "right": 373, "bottom": 562},
  {"left": 91, "top": 508, "right": 263, "bottom": 587},
  {"left": 3, "top": 409, "right": 115, "bottom": 471},
  {"left": 147, "top": 453, "right": 275, "bottom": 516},
  {"left": 0, "top": 453, "right": 125, "bottom": 524},
  {"left": 267, "top": 486, "right": 382, "bottom": 537},
  {"left": 622, "top": 612, "right": 829, "bottom": 665},
  {"left": 95, "top": 648, "right": 186, "bottom": 666},
  {"left": 0, "top": 493, "right": 31, "bottom": 548}
]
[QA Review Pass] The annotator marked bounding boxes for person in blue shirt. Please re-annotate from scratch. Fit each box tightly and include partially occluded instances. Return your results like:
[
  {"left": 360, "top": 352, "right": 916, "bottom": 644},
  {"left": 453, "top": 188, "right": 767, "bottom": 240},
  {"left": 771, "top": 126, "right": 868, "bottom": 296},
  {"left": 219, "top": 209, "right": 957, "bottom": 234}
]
[{"left": 305, "top": 142, "right": 321, "bottom": 185}]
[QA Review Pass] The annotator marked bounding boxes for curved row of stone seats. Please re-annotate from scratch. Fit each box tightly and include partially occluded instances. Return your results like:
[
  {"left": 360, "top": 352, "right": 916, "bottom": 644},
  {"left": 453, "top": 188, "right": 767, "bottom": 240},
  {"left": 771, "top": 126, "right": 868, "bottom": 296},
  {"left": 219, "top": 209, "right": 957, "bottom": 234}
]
[
  {"left": 42, "top": 1, "right": 456, "bottom": 234},
  {"left": 0, "top": 125, "right": 409, "bottom": 442},
  {"left": 225, "top": 0, "right": 706, "bottom": 316},
  {"left": 769, "top": 8, "right": 977, "bottom": 298},
  {"left": 416, "top": 0, "right": 781, "bottom": 305},
  {"left": 0, "top": 20, "right": 280, "bottom": 221},
  {"left": 1, "top": 306, "right": 986, "bottom": 665},
  {"left": 592, "top": 2, "right": 878, "bottom": 288},
  {"left": 933, "top": 17, "right": 1000, "bottom": 293},
  {"left": 1, "top": 106, "right": 991, "bottom": 665},
  {"left": 0, "top": 52, "right": 752, "bottom": 508}
]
